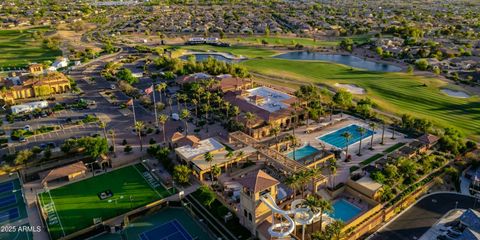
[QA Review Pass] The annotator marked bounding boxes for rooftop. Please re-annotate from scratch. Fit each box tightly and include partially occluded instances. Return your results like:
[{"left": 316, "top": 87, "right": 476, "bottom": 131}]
[
  {"left": 238, "top": 169, "right": 279, "bottom": 193},
  {"left": 243, "top": 87, "right": 292, "bottom": 113},
  {"left": 175, "top": 137, "right": 225, "bottom": 161}
]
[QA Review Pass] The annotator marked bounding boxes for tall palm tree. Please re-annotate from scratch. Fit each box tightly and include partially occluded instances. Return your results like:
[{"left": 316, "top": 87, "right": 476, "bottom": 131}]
[
  {"left": 167, "top": 97, "right": 173, "bottom": 114},
  {"left": 156, "top": 82, "right": 167, "bottom": 103},
  {"left": 135, "top": 121, "right": 145, "bottom": 151},
  {"left": 369, "top": 122, "right": 377, "bottom": 150},
  {"left": 285, "top": 174, "right": 299, "bottom": 200},
  {"left": 340, "top": 132, "right": 352, "bottom": 160},
  {"left": 211, "top": 164, "right": 221, "bottom": 185},
  {"left": 391, "top": 121, "right": 397, "bottom": 140},
  {"left": 224, "top": 102, "right": 231, "bottom": 121},
  {"left": 192, "top": 98, "right": 199, "bottom": 124},
  {"left": 304, "top": 195, "right": 322, "bottom": 233},
  {"left": 329, "top": 165, "right": 337, "bottom": 189},
  {"left": 232, "top": 106, "right": 240, "bottom": 122},
  {"left": 357, "top": 127, "right": 366, "bottom": 156},
  {"left": 381, "top": 120, "right": 386, "bottom": 145},
  {"left": 158, "top": 114, "right": 168, "bottom": 144},
  {"left": 318, "top": 199, "right": 333, "bottom": 232},
  {"left": 245, "top": 112, "right": 255, "bottom": 136},
  {"left": 269, "top": 123, "right": 280, "bottom": 151},
  {"left": 204, "top": 152, "right": 214, "bottom": 184},
  {"left": 309, "top": 167, "right": 322, "bottom": 194},
  {"left": 180, "top": 109, "right": 190, "bottom": 134},
  {"left": 109, "top": 129, "right": 116, "bottom": 157},
  {"left": 290, "top": 110, "right": 298, "bottom": 160}
]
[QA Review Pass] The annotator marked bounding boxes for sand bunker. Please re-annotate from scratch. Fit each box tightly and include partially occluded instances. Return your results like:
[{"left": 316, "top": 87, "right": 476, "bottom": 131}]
[
  {"left": 334, "top": 83, "right": 366, "bottom": 94},
  {"left": 441, "top": 89, "right": 470, "bottom": 98}
]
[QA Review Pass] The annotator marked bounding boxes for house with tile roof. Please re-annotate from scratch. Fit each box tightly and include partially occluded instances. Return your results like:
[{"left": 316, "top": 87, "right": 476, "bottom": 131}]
[{"left": 237, "top": 169, "right": 279, "bottom": 237}]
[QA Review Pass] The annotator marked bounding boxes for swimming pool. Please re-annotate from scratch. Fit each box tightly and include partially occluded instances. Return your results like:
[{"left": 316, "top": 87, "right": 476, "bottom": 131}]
[
  {"left": 318, "top": 124, "right": 374, "bottom": 149},
  {"left": 286, "top": 145, "right": 319, "bottom": 160},
  {"left": 328, "top": 199, "right": 362, "bottom": 223}
]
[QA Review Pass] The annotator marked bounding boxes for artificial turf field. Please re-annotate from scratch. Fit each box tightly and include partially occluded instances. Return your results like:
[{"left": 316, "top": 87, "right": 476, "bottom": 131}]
[
  {"left": 38, "top": 164, "right": 171, "bottom": 240},
  {"left": 0, "top": 28, "right": 61, "bottom": 69}
]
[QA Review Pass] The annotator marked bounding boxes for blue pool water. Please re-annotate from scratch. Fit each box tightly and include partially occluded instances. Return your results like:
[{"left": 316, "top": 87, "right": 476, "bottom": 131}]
[
  {"left": 286, "top": 145, "right": 319, "bottom": 160},
  {"left": 318, "top": 124, "right": 374, "bottom": 149},
  {"left": 328, "top": 199, "right": 362, "bottom": 222}
]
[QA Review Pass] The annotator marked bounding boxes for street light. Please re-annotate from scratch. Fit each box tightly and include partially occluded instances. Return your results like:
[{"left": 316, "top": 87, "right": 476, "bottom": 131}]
[{"left": 455, "top": 201, "right": 458, "bottom": 209}]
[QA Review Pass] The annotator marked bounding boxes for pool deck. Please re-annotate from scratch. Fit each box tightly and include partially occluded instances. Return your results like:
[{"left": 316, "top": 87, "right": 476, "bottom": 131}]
[{"left": 290, "top": 114, "right": 413, "bottom": 186}]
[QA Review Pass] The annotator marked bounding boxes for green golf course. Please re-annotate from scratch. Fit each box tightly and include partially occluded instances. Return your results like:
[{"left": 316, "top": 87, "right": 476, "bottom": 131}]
[
  {"left": 241, "top": 58, "right": 480, "bottom": 140},
  {"left": 0, "top": 28, "right": 61, "bottom": 69}
]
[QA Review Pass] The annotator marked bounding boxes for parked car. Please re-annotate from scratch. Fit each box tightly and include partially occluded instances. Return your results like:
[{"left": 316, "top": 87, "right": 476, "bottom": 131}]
[
  {"left": 24, "top": 125, "right": 31, "bottom": 131},
  {"left": 19, "top": 137, "right": 26, "bottom": 143}
]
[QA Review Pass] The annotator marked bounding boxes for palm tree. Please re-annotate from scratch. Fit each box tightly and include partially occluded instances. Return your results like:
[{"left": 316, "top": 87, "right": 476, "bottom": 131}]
[
  {"left": 340, "top": 132, "right": 352, "bottom": 160},
  {"left": 326, "top": 220, "right": 345, "bottom": 240},
  {"left": 269, "top": 123, "right": 280, "bottom": 151},
  {"left": 158, "top": 114, "right": 168, "bottom": 144},
  {"left": 329, "top": 165, "right": 337, "bottom": 189},
  {"left": 285, "top": 174, "right": 299, "bottom": 200},
  {"left": 156, "top": 82, "right": 167, "bottom": 103},
  {"left": 357, "top": 127, "right": 366, "bottom": 156},
  {"left": 232, "top": 106, "right": 240, "bottom": 122},
  {"left": 167, "top": 97, "right": 173, "bottom": 114},
  {"left": 135, "top": 121, "right": 145, "bottom": 151},
  {"left": 290, "top": 110, "right": 298, "bottom": 160},
  {"left": 381, "top": 120, "right": 386, "bottom": 145},
  {"left": 211, "top": 164, "right": 221, "bottom": 185},
  {"left": 225, "top": 151, "right": 234, "bottom": 172},
  {"left": 191, "top": 98, "right": 199, "bottom": 124},
  {"left": 180, "top": 109, "right": 190, "bottom": 134},
  {"left": 109, "top": 129, "right": 116, "bottom": 157},
  {"left": 245, "top": 112, "right": 255, "bottom": 136},
  {"left": 391, "top": 119, "right": 398, "bottom": 140},
  {"left": 224, "top": 102, "right": 231, "bottom": 121},
  {"left": 369, "top": 122, "right": 377, "bottom": 150},
  {"left": 304, "top": 195, "right": 322, "bottom": 233},
  {"left": 318, "top": 199, "right": 333, "bottom": 232},
  {"left": 204, "top": 152, "right": 214, "bottom": 184},
  {"left": 309, "top": 167, "right": 322, "bottom": 194}
]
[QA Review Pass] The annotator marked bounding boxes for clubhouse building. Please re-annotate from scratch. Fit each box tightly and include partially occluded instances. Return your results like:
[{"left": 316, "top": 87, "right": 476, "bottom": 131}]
[{"left": 0, "top": 64, "right": 71, "bottom": 104}]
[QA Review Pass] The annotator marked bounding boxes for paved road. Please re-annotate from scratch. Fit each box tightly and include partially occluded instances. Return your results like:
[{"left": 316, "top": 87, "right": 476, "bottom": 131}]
[{"left": 370, "top": 192, "right": 478, "bottom": 240}]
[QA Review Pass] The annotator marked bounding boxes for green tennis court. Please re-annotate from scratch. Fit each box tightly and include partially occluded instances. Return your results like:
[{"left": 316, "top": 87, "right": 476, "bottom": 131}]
[{"left": 38, "top": 164, "right": 172, "bottom": 240}]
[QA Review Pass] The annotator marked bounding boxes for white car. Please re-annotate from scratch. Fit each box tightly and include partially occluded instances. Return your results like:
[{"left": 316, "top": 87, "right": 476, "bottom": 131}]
[{"left": 23, "top": 125, "right": 31, "bottom": 131}]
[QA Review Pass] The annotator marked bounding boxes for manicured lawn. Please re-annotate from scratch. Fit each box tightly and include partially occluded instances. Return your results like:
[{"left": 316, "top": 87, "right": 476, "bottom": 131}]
[
  {"left": 383, "top": 142, "right": 406, "bottom": 154},
  {"left": 0, "top": 28, "right": 61, "bottom": 69},
  {"left": 360, "top": 153, "right": 384, "bottom": 166},
  {"left": 38, "top": 164, "right": 171, "bottom": 240},
  {"left": 174, "top": 44, "right": 278, "bottom": 58},
  {"left": 242, "top": 58, "right": 480, "bottom": 140}
]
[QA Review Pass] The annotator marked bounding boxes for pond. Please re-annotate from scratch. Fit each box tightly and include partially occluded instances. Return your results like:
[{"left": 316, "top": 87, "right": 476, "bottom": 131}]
[
  {"left": 441, "top": 89, "right": 470, "bottom": 98},
  {"left": 180, "top": 53, "right": 243, "bottom": 63},
  {"left": 274, "top": 52, "right": 402, "bottom": 72}
]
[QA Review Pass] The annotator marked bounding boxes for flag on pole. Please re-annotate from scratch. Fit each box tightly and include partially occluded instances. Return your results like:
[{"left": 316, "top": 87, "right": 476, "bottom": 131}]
[
  {"left": 144, "top": 85, "right": 153, "bottom": 95},
  {"left": 126, "top": 98, "right": 134, "bottom": 106}
]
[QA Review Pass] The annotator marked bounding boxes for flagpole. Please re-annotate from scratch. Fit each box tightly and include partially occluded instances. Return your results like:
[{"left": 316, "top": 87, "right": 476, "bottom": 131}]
[{"left": 152, "top": 84, "right": 159, "bottom": 128}]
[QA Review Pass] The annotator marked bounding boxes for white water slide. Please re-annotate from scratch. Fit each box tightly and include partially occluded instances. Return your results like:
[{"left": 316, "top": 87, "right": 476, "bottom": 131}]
[{"left": 259, "top": 194, "right": 332, "bottom": 239}]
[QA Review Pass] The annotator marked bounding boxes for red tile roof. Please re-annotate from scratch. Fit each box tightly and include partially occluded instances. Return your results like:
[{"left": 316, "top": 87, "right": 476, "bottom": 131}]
[{"left": 238, "top": 170, "right": 279, "bottom": 193}]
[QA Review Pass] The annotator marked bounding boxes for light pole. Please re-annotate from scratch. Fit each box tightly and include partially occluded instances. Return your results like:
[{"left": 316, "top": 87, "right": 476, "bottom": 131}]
[{"left": 455, "top": 201, "right": 458, "bottom": 210}]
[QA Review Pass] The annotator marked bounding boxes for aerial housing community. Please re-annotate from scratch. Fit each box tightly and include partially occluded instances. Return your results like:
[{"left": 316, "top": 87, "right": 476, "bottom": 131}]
[{"left": 0, "top": 1, "right": 479, "bottom": 240}]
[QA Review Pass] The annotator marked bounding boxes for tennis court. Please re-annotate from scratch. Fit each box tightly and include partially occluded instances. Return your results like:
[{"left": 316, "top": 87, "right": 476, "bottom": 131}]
[
  {"left": 38, "top": 163, "right": 173, "bottom": 240},
  {"left": 139, "top": 220, "right": 192, "bottom": 240},
  {"left": 91, "top": 207, "right": 212, "bottom": 240},
  {"left": 0, "top": 181, "right": 13, "bottom": 194},
  {"left": 0, "top": 177, "right": 31, "bottom": 240}
]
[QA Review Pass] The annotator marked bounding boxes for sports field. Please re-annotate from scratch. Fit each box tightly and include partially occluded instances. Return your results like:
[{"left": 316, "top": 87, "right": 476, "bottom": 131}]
[
  {"left": 38, "top": 164, "right": 172, "bottom": 240},
  {"left": 241, "top": 58, "right": 480, "bottom": 140},
  {"left": 0, "top": 28, "right": 61, "bottom": 69}
]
